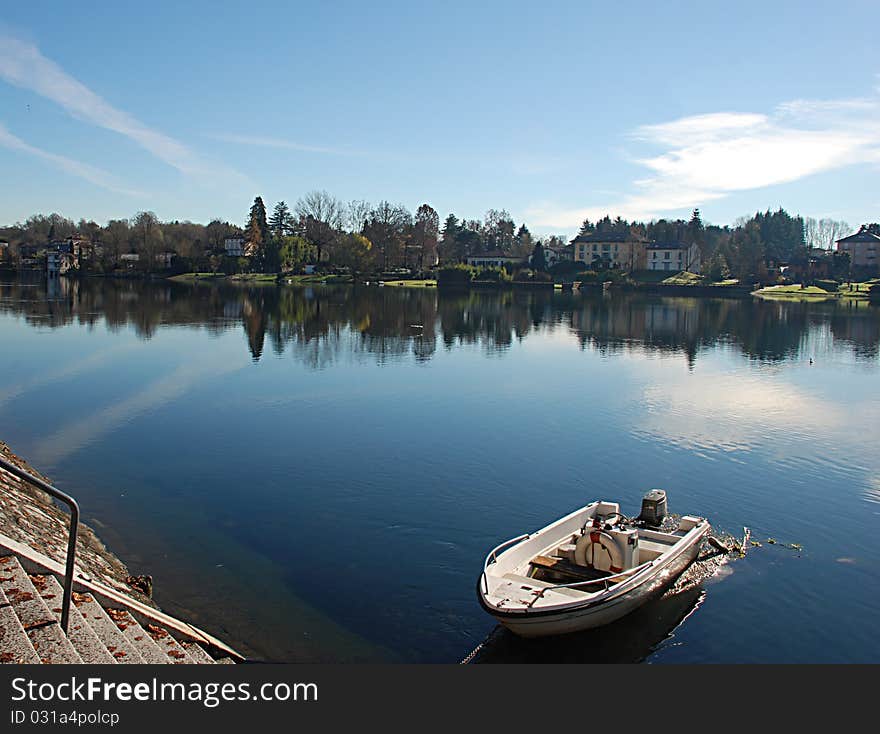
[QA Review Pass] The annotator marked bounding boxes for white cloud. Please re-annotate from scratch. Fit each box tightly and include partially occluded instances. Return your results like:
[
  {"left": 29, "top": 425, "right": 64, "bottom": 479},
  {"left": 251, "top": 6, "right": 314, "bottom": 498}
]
[
  {"left": 208, "top": 133, "right": 365, "bottom": 157},
  {"left": 636, "top": 373, "right": 846, "bottom": 454},
  {"left": 0, "top": 34, "right": 246, "bottom": 184},
  {"left": 528, "top": 88, "right": 880, "bottom": 230},
  {"left": 0, "top": 122, "right": 143, "bottom": 195}
]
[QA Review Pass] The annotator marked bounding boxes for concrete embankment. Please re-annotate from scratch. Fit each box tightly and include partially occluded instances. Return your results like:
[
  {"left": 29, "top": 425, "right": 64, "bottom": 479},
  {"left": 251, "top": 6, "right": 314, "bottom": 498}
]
[
  {"left": 0, "top": 441, "right": 151, "bottom": 603},
  {"left": 0, "top": 441, "right": 241, "bottom": 663}
]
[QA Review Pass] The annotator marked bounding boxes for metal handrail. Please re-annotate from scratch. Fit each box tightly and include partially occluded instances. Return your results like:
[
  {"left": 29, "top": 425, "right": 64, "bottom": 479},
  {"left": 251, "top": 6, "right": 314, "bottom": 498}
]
[
  {"left": 0, "top": 455, "right": 79, "bottom": 634},
  {"left": 480, "top": 533, "right": 530, "bottom": 594}
]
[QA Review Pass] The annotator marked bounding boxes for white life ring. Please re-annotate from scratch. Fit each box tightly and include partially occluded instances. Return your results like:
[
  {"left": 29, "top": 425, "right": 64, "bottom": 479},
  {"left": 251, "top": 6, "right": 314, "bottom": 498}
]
[{"left": 575, "top": 530, "right": 624, "bottom": 573}]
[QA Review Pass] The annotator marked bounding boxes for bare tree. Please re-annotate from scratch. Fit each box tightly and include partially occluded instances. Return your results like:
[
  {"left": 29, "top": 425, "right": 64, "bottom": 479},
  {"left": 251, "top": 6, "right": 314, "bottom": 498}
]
[
  {"left": 104, "top": 219, "right": 131, "bottom": 268},
  {"left": 296, "top": 191, "right": 345, "bottom": 263},
  {"left": 804, "top": 217, "right": 852, "bottom": 250},
  {"left": 484, "top": 208, "right": 516, "bottom": 252},
  {"left": 363, "top": 201, "right": 411, "bottom": 270},
  {"left": 132, "top": 211, "right": 162, "bottom": 269},
  {"left": 346, "top": 199, "right": 372, "bottom": 234},
  {"left": 411, "top": 204, "right": 439, "bottom": 270}
]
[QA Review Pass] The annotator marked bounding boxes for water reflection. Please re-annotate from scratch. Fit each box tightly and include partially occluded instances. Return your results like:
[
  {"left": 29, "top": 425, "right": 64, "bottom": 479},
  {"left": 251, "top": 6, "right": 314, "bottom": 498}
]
[
  {"left": 1, "top": 275, "right": 878, "bottom": 367},
  {"left": 470, "top": 586, "right": 704, "bottom": 663}
]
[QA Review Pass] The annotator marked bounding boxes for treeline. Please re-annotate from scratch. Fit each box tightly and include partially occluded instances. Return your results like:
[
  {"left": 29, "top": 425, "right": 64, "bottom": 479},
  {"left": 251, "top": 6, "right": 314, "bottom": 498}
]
[
  {"left": 0, "top": 194, "right": 566, "bottom": 276},
  {"left": 240, "top": 196, "right": 568, "bottom": 275},
  {"left": 0, "top": 193, "right": 863, "bottom": 281}
]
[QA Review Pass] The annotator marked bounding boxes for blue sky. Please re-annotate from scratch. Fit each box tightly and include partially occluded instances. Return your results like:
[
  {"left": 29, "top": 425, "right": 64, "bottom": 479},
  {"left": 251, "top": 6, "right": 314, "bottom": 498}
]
[{"left": 1, "top": 1, "right": 878, "bottom": 235}]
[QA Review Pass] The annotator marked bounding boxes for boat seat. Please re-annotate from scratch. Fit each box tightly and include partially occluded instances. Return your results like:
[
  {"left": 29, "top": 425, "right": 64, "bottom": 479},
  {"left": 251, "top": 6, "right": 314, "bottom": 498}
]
[
  {"left": 637, "top": 540, "right": 672, "bottom": 561},
  {"left": 529, "top": 555, "right": 614, "bottom": 583}
]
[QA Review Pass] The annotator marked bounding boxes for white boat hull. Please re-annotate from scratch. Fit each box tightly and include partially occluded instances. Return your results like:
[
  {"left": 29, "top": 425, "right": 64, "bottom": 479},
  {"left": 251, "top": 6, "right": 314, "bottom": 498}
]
[
  {"left": 488, "top": 538, "right": 701, "bottom": 637},
  {"left": 477, "top": 500, "right": 710, "bottom": 638}
]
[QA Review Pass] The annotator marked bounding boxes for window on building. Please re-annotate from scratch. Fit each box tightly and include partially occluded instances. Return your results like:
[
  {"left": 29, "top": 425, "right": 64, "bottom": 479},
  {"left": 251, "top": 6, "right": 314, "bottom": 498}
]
[{"left": 664, "top": 252, "right": 670, "bottom": 259}]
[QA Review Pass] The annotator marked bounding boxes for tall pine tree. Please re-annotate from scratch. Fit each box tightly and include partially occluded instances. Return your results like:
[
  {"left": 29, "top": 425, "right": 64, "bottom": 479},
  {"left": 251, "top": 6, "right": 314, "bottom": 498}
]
[
  {"left": 268, "top": 201, "right": 293, "bottom": 239},
  {"left": 245, "top": 196, "right": 269, "bottom": 267}
]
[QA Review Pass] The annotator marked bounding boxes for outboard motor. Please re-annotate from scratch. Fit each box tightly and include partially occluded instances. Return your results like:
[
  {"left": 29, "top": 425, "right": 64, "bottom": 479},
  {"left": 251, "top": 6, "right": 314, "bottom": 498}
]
[{"left": 639, "top": 489, "right": 667, "bottom": 526}]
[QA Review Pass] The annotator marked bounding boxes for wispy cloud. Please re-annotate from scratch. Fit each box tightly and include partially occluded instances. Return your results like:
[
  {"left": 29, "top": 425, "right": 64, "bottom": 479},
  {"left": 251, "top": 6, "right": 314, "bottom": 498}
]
[
  {"left": 0, "top": 122, "right": 143, "bottom": 195},
  {"left": 0, "top": 34, "right": 246, "bottom": 184},
  {"left": 528, "top": 87, "right": 880, "bottom": 229},
  {"left": 208, "top": 132, "right": 366, "bottom": 157}
]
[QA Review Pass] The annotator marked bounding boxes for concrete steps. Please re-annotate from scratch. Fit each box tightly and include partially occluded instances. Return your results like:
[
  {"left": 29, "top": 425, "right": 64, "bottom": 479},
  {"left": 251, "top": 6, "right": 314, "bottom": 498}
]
[
  {"left": 0, "top": 556, "right": 81, "bottom": 663},
  {"left": 0, "top": 555, "right": 233, "bottom": 664},
  {"left": 0, "top": 586, "right": 41, "bottom": 664},
  {"left": 32, "top": 574, "right": 116, "bottom": 664}
]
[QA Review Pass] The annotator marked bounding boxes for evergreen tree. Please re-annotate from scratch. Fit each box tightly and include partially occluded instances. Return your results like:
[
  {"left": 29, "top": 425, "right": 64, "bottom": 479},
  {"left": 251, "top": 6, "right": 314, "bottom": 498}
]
[
  {"left": 577, "top": 219, "right": 595, "bottom": 237},
  {"left": 268, "top": 201, "right": 293, "bottom": 239},
  {"left": 530, "top": 241, "right": 547, "bottom": 271},
  {"left": 245, "top": 196, "right": 269, "bottom": 268},
  {"left": 515, "top": 224, "right": 533, "bottom": 256},
  {"left": 439, "top": 213, "right": 461, "bottom": 262},
  {"left": 247, "top": 196, "right": 268, "bottom": 243},
  {"left": 687, "top": 208, "right": 706, "bottom": 258},
  {"left": 729, "top": 221, "right": 765, "bottom": 281}
]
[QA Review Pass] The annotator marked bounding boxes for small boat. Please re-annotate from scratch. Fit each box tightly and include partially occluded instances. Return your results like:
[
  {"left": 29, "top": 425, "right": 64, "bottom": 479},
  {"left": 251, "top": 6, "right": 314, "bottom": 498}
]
[{"left": 477, "top": 490, "right": 710, "bottom": 637}]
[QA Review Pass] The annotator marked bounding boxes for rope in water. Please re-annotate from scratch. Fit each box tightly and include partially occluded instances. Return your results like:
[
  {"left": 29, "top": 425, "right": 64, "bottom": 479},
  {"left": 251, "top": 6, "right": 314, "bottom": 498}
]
[{"left": 460, "top": 625, "right": 505, "bottom": 664}]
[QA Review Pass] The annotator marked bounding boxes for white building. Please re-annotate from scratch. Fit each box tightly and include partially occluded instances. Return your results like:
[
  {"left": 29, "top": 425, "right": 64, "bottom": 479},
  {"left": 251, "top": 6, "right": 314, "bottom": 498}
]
[
  {"left": 646, "top": 241, "right": 701, "bottom": 273},
  {"left": 224, "top": 236, "right": 245, "bottom": 257},
  {"left": 466, "top": 250, "right": 523, "bottom": 269},
  {"left": 155, "top": 251, "right": 177, "bottom": 268}
]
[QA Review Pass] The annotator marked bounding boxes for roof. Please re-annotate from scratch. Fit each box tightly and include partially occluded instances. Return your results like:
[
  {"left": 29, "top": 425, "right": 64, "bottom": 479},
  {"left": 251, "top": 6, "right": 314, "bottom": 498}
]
[
  {"left": 570, "top": 232, "right": 648, "bottom": 244},
  {"left": 646, "top": 241, "right": 692, "bottom": 250},
  {"left": 836, "top": 230, "right": 880, "bottom": 244}
]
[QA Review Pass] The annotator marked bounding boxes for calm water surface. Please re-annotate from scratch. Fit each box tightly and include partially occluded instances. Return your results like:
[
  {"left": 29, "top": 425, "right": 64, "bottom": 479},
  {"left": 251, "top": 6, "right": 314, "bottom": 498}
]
[{"left": 0, "top": 275, "right": 878, "bottom": 663}]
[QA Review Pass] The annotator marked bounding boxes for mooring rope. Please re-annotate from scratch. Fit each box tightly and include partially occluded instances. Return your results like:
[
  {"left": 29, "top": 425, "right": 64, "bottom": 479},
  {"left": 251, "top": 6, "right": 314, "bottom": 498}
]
[{"left": 460, "top": 625, "right": 505, "bottom": 664}]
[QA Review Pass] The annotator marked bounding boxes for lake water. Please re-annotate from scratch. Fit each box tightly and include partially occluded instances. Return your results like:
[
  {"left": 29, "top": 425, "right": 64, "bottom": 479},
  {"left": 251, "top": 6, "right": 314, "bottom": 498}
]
[{"left": 0, "top": 275, "right": 878, "bottom": 663}]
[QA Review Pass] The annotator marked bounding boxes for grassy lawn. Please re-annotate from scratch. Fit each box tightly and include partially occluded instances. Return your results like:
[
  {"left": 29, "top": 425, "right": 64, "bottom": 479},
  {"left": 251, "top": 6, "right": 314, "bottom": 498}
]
[
  {"left": 755, "top": 281, "right": 878, "bottom": 301},
  {"left": 662, "top": 271, "right": 703, "bottom": 285},
  {"left": 227, "top": 273, "right": 280, "bottom": 283},
  {"left": 630, "top": 270, "right": 707, "bottom": 286},
  {"left": 839, "top": 280, "right": 878, "bottom": 299},
  {"left": 754, "top": 284, "right": 837, "bottom": 301},
  {"left": 281, "top": 273, "right": 353, "bottom": 285},
  {"left": 379, "top": 279, "right": 437, "bottom": 287},
  {"left": 168, "top": 272, "right": 225, "bottom": 282}
]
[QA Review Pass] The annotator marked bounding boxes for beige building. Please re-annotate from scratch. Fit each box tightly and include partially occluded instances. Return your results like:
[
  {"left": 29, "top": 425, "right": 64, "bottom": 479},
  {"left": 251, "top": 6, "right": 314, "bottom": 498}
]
[
  {"left": 571, "top": 232, "right": 648, "bottom": 270},
  {"left": 836, "top": 228, "right": 879, "bottom": 270}
]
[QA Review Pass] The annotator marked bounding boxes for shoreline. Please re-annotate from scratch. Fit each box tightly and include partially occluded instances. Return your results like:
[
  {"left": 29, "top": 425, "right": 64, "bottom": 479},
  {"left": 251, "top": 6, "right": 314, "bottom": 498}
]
[{"left": 5, "top": 269, "right": 877, "bottom": 304}]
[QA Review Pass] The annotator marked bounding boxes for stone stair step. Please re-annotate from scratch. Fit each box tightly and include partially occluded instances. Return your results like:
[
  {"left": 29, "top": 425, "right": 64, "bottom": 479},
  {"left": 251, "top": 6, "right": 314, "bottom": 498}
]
[
  {"left": 141, "top": 621, "right": 195, "bottom": 664},
  {"left": 0, "top": 555, "right": 57, "bottom": 629},
  {"left": 109, "top": 610, "right": 183, "bottom": 664},
  {"left": 32, "top": 574, "right": 116, "bottom": 664},
  {"left": 181, "top": 641, "right": 217, "bottom": 664},
  {"left": 0, "top": 586, "right": 40, "bottom": 664},
  {"left": 72, "top": 592, "right": 145, "bottom": 664},
  {"left": 0, "top": 556, "right": 81, "bottom": 663}
]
